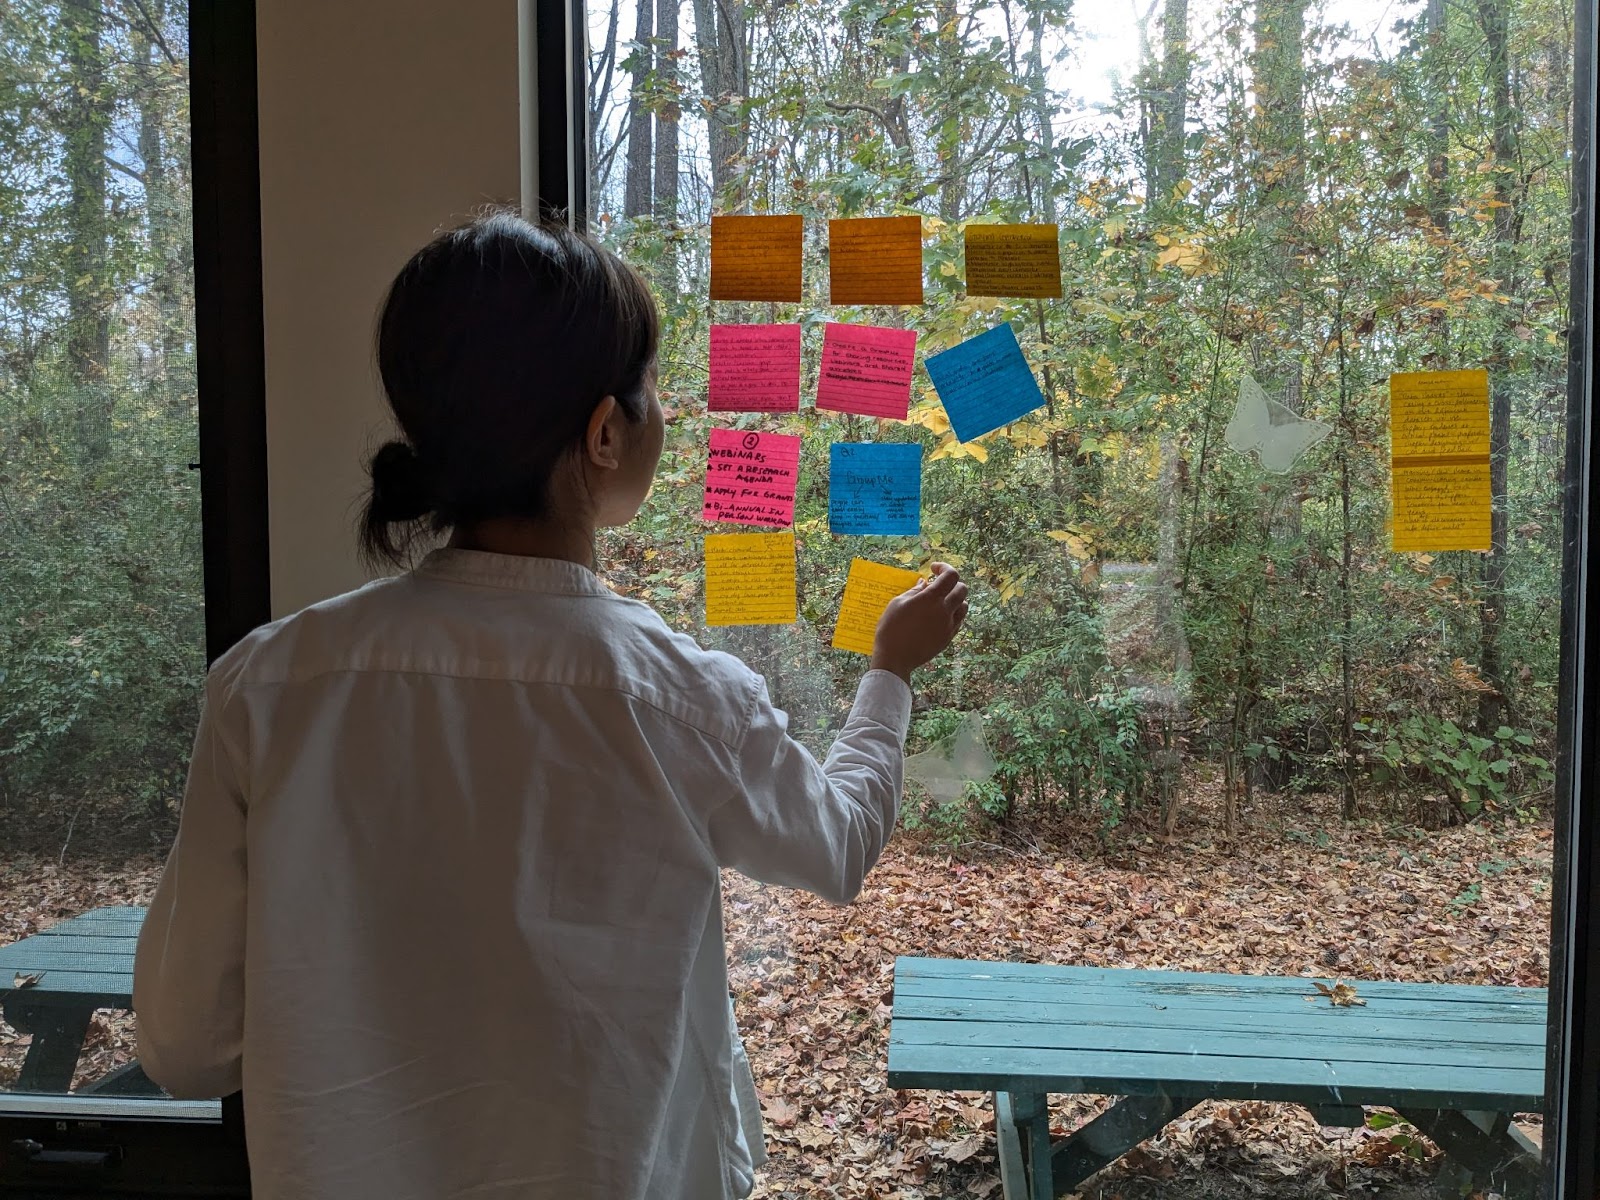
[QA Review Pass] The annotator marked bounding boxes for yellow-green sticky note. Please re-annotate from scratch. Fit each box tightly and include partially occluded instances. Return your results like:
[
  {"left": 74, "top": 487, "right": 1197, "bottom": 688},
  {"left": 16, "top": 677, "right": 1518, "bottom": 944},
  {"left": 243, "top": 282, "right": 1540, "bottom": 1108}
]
[
  {"left": 1389, "top": 369, "right": 1491, "bottom": 552},
  {"left": 964, "top": 223, "right": 1062, "bottom": 298},
  {"left": 705, "top": 532, "right": 797, "bottom": 626}
]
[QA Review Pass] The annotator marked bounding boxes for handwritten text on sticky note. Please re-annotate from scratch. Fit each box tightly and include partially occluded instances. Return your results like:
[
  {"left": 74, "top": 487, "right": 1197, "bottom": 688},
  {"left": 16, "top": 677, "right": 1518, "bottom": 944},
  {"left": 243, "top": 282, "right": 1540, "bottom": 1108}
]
[
  {"left": 710, "top": 215, "right": 803, "bottom": 302},
  {"left": 965, "top": 224, "right": 1062, "bottom": 298},
  {"left": 705, "top": 532, "right": 797, "bottom": 626},
  {"left": 923, "top": 323, "right": 1047, "bottom": 443},
  {"left": 1389, "top": 369, "right": 1492, "bottom": 552},
  {"left": 829, "top": 216, "right": 924, "bottom": 305},
  {"left": 829, "top": 442, "right": 922, "bottom": 536},
  {"left": 709, "top": 324, "right": 802, "bottom": 413},
  {"left": 815, "top": 323, "right": 918, "bottom": 419},
  {"left": 833, "top": 558, "right": 923, "bottom": 655},
  {"left": 702, "top": 429, "right": 801, "bottom": 528}
]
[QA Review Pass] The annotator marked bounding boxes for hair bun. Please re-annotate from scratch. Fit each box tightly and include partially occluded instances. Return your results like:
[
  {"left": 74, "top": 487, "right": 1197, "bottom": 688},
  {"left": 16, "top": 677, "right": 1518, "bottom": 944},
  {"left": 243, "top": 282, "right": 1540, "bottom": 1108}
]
[{"left": 369, "top": 440, "right": 436, "bottom": 522}]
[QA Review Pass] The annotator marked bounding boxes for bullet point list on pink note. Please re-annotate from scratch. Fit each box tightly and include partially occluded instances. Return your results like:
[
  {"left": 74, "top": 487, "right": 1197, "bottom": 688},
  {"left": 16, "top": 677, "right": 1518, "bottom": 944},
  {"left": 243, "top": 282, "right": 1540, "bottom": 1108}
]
[
  {"left": 815, "top": 322, "right": 918, "bottom": 420},
  {"left": 702, "top": 428, "right": 803, "bottom": 528},
  {"left": 709, "top": 324, "right": 803, "bottom": 413}
]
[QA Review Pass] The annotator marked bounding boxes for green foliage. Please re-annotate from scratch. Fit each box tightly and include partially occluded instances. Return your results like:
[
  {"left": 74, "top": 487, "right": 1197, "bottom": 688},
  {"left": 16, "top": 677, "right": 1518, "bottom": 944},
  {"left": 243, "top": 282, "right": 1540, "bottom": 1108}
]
[{"left": 1356, "top": 714, "right": 1553, "bottom": 818}]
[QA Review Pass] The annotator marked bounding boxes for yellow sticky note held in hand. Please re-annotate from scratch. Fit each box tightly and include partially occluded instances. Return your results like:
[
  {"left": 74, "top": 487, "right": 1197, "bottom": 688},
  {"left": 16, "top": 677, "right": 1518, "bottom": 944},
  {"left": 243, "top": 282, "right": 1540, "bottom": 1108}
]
[
  {"left": 705, "top": 533, "right": 797, "bottom": 626},
  {"left": 832, "top": 558, "right": 923, "bottom": 655}
]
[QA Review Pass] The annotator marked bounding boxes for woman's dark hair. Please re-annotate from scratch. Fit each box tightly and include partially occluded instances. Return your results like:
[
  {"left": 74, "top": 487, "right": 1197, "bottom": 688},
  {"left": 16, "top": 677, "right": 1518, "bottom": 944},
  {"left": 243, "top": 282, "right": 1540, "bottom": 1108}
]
[{"left": 358, "top": 212, "right": 660, "bottom": 569}]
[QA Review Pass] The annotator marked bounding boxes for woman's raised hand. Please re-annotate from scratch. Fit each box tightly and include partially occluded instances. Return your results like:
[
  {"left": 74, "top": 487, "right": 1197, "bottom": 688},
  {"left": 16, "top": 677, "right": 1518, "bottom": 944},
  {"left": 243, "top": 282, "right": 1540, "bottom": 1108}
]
[{"left": 869, "top": 564, "right": 969, "bottom": 684}]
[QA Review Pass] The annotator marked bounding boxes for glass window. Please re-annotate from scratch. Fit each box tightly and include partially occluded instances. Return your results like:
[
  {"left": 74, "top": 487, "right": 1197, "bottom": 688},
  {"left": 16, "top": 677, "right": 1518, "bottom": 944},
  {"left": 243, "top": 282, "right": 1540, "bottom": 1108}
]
[
  {"left": 585, "top": 0, "right": 1575, "bottom": 1189},
  {"left": 1, "top": 0, "right": 204, "bottom": 1103}
]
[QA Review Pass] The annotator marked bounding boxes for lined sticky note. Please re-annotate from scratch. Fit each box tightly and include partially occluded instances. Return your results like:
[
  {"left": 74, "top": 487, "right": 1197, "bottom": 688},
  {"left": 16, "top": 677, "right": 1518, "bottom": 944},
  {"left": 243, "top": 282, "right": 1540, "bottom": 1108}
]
[
  {"left": 705, "top": 532, "right": 797, "bottom": 626},
  {"left": 829, "top": 443, "right": 922, "bottom": 536},
  {"left": 709, "top": 324, "right": 802, "bottom": 413},
  {"left": 1389, "top": 369, "right": 1492, "bottom": 552},
  {"left": 815, "top": 323, "right": 918, "bottom": 419},
  {"left": 829, "top": 216, "right": 924, "bottom": 305},
  {"left": 833, "top": 558, "right": 923, "bottom": 655},
  {"left": 965, "top": 224, "right": 1063, "bottom": 298},
  {"left": 710, "top": 215, "right": 803, "bottom": 302},
  {"left": 703, "top": 429, "right": 802, "bottom": 528},
  {"left": 923, "top": 323, "right": 1047, "bottom": 443}
]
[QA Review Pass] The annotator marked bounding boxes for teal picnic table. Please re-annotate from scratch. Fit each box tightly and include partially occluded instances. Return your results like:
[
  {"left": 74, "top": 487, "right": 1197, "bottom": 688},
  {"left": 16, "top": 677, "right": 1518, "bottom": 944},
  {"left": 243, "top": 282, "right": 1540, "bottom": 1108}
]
[
  {"left": 887, "top": 956, "right": 1546, "bottom": 1200},
  {"left": 0, "top": 906, "right": 158, "bottom": 1095}
]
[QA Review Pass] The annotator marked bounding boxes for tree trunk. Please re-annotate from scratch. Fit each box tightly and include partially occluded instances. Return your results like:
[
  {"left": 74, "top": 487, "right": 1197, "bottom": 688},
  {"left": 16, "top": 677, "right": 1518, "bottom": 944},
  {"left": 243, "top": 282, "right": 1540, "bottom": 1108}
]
[
  {"left": 588, "top": 0, "right": 623, "bottom": 208},
  {"left": 1251, "top": 0, "right": 1307, "bottom": 543},
  {"left": 1151, "top": 0, "right": 1189, "bottom": 204},
  {"left": 654, "top": 0, "right": 681, "bottom": 222},
  {"left": 1027, "top": 1, "right": 1055, "bottom": 223},
  {"left": 690, "top": 0, "right": 748, "bottom": 208},
  {"left": 624, "top": 0, "right": 654, "bottom": 218},
  {"left": 133, "top": 0, "right": 189, "bottom": 412},
  {"left": 1476, "top": 0, "right": 1518, "bottom": 731},
  {"left": 63, "top": 0, "right": 113, "bottom": 458}
]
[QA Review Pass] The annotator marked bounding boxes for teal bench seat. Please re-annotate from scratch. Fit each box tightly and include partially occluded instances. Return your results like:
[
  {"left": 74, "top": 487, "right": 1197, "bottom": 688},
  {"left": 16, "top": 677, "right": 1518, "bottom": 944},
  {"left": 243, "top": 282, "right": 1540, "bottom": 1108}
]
[{"left": 887, "top": 956, "right": 1546, "bottom": 1199}]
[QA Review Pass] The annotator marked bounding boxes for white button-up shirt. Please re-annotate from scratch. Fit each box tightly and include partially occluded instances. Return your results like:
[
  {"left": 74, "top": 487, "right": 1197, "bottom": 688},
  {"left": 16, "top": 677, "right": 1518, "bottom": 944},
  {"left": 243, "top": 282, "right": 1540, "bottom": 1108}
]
[{"left": 134, "top": 548, "right": 911, "bottom": 1200}]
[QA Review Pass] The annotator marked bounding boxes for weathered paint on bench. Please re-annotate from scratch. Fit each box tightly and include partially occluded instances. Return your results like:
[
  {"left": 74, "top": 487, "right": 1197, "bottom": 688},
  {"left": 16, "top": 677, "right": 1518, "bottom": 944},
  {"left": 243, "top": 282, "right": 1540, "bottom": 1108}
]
[{"left": 887, "top": 955, "right": 1545, "bottom": 1199}]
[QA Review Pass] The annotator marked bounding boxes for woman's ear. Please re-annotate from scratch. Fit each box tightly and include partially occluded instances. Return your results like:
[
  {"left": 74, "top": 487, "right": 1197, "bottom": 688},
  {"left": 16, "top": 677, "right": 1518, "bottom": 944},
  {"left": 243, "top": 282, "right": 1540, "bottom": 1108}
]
[{"left": 584, "top": 396, "right": 623, "bottom": 470}]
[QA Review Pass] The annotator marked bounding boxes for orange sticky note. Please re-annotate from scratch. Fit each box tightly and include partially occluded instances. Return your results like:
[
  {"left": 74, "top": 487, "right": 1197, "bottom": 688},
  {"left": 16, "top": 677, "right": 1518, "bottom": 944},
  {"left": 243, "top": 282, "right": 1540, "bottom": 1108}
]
[
  {"left": 829, "top": 216, "right": 924, "bottom": 305},
  {"left": 1389, "top": 369, "right": 1492, "bottom": 553},
  {"left": 965, "top": 224, "right": 1062, "bottom": 298},
  {"left": 705, "top": 532, "right": 797, "bottom": 626},
  {"left": 710, "top": 215, "right": 803, "bottom": 302},
  {"left": 832, "top": 558, "right": 922, "bottom": 655}
]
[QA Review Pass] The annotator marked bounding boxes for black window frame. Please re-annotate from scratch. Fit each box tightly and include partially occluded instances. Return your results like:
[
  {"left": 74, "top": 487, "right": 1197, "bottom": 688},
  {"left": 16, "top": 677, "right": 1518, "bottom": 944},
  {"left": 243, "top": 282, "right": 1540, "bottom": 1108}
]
[
  {"left": 0, "top": 0, "right": 264, "bottom": 1193},
  {"left": 1, "top": 0, "right": 1593, "bottom": 1193}
]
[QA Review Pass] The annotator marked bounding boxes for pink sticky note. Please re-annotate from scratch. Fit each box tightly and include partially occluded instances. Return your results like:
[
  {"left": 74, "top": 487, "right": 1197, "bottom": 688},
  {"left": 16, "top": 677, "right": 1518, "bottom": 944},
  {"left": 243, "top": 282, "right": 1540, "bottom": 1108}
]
[
  {"left": 709, "top": 324, "right": 802, "bottom": 413},
  {"left": 702, "top": 429, "right": 803, "bottom": 527},
  {"left": 815, "top": 323, "right": 918, "bottom": 420}
]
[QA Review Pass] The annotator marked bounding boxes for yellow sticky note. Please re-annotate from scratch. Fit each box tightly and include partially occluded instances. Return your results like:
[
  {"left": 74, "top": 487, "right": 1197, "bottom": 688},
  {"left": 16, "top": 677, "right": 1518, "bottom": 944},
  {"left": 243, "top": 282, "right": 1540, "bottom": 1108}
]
[
  {"left": 705, "top": 532, "right": 797, "bottom": 626},
  {"left": 829, "top": 217, "right": 924, "bottom": 305},
  {"left": 710, "top": 215, "right": 803, "bottom": 302},
  {"left": 1389, "top": 369, "right": 1492, "bottom": 552},
  {"left": 965, "top": 224, "right": 1063, "bottom": 298},
  {"left": 832, "top": 558, "right": 922, "bottom": 655}
]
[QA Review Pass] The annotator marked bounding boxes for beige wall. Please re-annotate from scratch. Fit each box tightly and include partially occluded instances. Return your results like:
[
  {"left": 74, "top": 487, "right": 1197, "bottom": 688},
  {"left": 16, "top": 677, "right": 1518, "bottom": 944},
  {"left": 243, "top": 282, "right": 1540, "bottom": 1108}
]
[{"left": 256, "top": 1, "right": 521, "bottom": 618}]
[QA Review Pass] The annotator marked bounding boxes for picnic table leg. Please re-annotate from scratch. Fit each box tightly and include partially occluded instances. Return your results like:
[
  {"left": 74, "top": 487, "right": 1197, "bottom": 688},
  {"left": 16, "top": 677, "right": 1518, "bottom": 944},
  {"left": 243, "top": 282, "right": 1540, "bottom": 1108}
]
[
  {"left": 11, "top": 1006, "right": 93, "bottom": 1093},
  {"left": 1398, "top": 1108, "right": 1541, "bottom": 1200},
  {"left": 1008, "top": 1091, "right": 1055, "bottom": 1200},
  {"left": 993, "top": 1092, "right": 1029, "bottom": 1200},
  {"left": 1049, "top": 1093, "right": 1200, "bottom": 1194}
]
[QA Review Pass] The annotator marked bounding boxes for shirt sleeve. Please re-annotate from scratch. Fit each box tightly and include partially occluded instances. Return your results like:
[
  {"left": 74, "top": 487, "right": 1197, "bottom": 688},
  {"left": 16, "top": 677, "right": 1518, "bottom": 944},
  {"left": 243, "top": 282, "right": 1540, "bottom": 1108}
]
[
  {"left": 133, "top": 675, "right": 248, "bottom": 1099},
  {"left": 706, "top": 668, "right": 912, "bottom": 905}
]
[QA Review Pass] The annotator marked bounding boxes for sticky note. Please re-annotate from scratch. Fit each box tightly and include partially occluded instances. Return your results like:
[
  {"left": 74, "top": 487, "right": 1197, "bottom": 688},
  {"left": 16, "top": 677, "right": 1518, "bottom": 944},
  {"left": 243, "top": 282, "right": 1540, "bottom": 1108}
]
[
  {"left": 923, "top": 323, "right": 1047, "bottom": 443},
  {"left": 815, "top": 323, "right": 918, "bottom": 419},
  {"left": 710, "top": 215, "right": 803, "bottom": 302},
  {"left": 833, "top": 558, "right": 922, "bottom": 655},
  {"left": 709, "top": 324, "right": 802, "bottom": 413},
  {"left": 1389, "top": 369, "right": 1492, "bottom": 552},
  {"left": 829, "top": 443, "right": 922, "bottom": 536},
  {"left": 965, "top": 224, "right": 1063, "bottom": 298},
  {"left": 829, "top": 216, "right": 924, "bottom": 305},
  {"left": 705, "top": 532, "right": 797, "bottom": 626},
  {"left": 703, "top": 429, "right": 802, "bottom": 527}
]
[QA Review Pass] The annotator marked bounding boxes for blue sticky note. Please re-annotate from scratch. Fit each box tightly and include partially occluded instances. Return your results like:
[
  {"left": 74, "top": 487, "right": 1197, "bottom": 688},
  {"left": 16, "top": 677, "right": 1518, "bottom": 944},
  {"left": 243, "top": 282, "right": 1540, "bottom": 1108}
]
[
  {"left": 924, "top": 323, "right": 1047, "bottom": 443},
  {"left": 829, "top": 443, "right": 922, "bottom": 536}
]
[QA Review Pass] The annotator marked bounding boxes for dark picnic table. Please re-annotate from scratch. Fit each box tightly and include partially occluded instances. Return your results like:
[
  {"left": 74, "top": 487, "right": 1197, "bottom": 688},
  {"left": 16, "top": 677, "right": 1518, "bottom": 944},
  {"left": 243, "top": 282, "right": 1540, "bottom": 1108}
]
[
  {"left": 0, "top": 905, "right": 158, "bottom": 1095},
  {"left": 888, "top": 955, "right": 1546, "bottom": 1200}
]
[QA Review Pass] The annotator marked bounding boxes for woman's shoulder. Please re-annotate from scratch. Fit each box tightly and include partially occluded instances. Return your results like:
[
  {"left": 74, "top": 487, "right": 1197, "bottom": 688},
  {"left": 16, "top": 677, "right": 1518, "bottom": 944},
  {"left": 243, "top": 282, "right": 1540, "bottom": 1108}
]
[{"left": 598, "top": 596, "right": 765, "bottom": 737}]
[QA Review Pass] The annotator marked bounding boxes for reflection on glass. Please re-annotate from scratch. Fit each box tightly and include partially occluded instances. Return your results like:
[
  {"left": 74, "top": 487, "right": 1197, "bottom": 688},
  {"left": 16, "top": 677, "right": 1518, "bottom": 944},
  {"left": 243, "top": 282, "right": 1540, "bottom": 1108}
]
[
  {"left": 588, "top": 0, "right": 1570, "bottom": 1189},
  {"left": 0, "top": 0, "right": 201, "bottom": 1100}
]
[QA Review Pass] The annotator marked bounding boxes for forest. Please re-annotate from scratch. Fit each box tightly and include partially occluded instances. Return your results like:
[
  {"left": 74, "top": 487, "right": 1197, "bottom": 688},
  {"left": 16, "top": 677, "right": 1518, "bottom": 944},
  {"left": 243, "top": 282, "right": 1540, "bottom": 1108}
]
[
  {"left": 586, "top": 0, "right": 1575, "bottom": 839},
  {"left": 0, "top": 0, "right": 1576, "bottom": 846}
]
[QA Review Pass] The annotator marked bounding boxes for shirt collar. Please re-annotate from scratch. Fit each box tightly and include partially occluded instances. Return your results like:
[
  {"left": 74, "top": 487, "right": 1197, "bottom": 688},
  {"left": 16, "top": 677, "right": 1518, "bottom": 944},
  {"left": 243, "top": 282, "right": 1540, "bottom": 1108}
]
[{"left": 413, "top": 548, "right": 617, "bottom": 597}]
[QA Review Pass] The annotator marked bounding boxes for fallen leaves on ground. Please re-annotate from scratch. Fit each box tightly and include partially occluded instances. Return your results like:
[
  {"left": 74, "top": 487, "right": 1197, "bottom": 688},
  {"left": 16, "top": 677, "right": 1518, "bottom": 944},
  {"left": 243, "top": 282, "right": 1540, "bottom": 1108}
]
[{"left": 0, "top": 783, "right": 1551, "bottom": 1199}]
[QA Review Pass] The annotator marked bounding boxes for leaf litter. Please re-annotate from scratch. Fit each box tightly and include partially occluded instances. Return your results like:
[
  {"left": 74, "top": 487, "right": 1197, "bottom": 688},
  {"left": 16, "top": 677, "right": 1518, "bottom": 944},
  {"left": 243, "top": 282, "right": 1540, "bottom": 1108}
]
[{"left": 0, "top": 784, "right": 1551, "bottom": 1198}]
